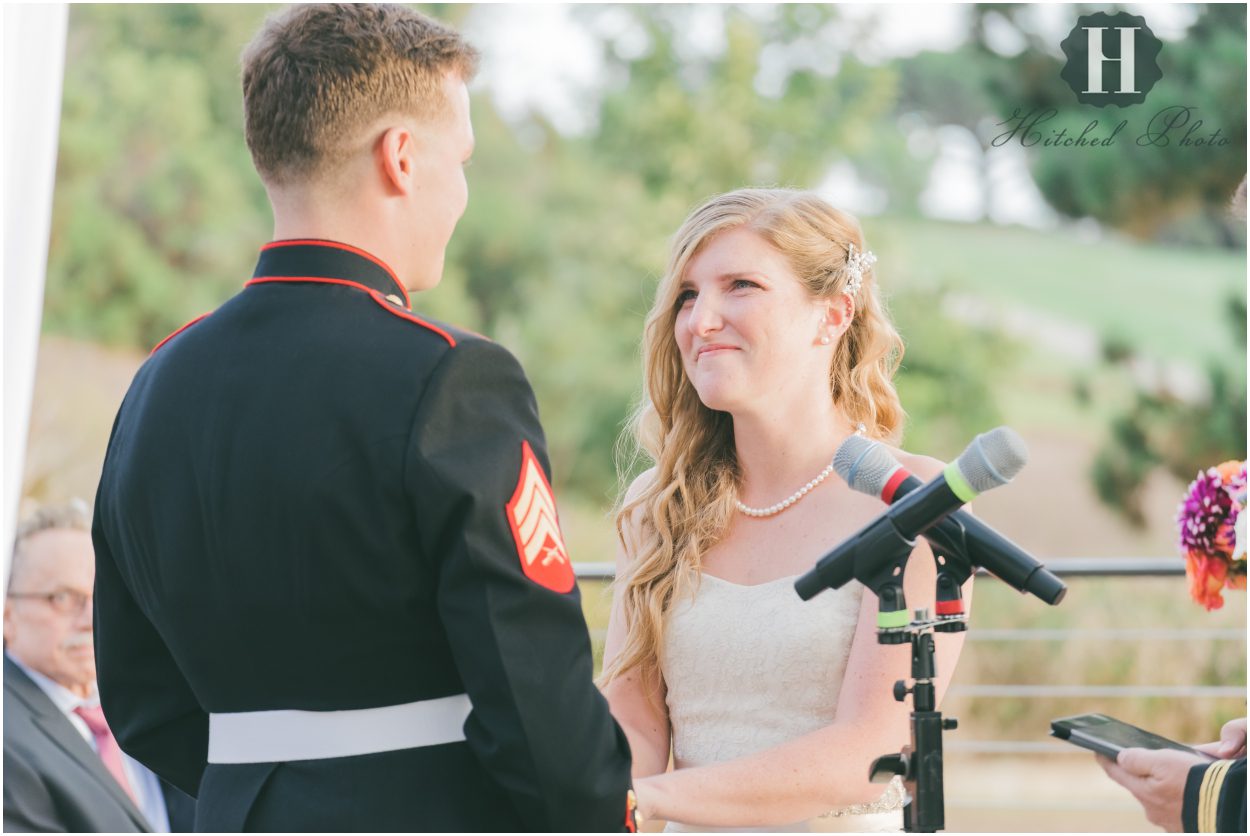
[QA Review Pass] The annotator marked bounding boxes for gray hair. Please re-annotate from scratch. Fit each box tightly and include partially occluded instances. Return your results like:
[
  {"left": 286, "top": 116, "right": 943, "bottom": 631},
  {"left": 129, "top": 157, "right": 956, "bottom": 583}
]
[{"left": 9, "top": 499, "right": 92, "bottom": 593}]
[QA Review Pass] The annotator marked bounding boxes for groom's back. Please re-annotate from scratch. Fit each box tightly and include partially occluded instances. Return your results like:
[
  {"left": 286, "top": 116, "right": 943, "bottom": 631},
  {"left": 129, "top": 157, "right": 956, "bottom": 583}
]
[
  {"left": 94, "top": 266, "right": 527, "bottom": 830},
  {"left": 101, "top": 279, "right": 457, "bottom": 709}
]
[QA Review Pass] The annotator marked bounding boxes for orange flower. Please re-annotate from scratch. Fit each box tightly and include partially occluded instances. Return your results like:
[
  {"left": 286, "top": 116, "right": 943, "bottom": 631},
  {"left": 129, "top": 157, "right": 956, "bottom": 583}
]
[
  {"left": 1215, "top": 460, "right": 1244, "bottom": 482},
  {"left": 1186, "top": 550, "right": 1228, "bottom": 611}
]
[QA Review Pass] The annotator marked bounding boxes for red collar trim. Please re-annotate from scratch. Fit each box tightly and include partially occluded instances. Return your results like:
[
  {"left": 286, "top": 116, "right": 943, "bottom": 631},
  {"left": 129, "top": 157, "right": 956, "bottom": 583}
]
[{"left": 261, "top": 239, "right": 410, "bottom": 309}]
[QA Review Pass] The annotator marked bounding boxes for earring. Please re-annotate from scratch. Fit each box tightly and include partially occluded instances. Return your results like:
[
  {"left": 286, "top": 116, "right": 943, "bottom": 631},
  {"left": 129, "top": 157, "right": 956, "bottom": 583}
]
[{"left": 819, "top": 335, "right": 831, "bottom": 345}]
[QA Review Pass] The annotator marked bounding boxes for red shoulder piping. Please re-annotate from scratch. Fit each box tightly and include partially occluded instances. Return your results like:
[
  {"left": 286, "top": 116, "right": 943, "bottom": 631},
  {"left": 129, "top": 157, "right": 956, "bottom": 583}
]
[
  {"left": 365, "top": 290, "right": 456, "bottom": 347},
  {"left": 245, "top": 276, "right": 455, "bottom": 347},
  {"left": 151, "top": 312, "right": 212, "bottom": 355}
]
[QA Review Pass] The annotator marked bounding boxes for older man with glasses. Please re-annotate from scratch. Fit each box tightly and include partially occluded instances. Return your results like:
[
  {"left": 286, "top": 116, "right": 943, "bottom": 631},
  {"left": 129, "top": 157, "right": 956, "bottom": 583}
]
[{"left": 3, "top": 502, "right": 193, "bottom": 832}]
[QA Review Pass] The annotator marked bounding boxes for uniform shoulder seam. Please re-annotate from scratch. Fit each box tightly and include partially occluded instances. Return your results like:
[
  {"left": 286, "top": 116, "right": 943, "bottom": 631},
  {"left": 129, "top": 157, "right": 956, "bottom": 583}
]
[
  {"left": 365, "top": 291, "right": 456, "bottom": 347},
  {"left": 150, "top": 311, "right": 213, "bottom": 355}
]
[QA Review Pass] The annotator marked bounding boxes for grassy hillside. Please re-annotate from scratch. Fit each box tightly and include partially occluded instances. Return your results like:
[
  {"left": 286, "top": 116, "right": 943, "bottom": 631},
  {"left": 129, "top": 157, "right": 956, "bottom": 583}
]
[{"left": 872, "top": 216, "right": 1246, "bottom": 368}]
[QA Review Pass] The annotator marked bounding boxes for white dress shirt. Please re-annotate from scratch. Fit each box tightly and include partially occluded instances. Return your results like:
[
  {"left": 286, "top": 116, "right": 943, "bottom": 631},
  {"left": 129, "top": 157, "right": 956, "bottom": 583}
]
[{"left": 6, "top": 652, "right": 172, "bottom": 832}]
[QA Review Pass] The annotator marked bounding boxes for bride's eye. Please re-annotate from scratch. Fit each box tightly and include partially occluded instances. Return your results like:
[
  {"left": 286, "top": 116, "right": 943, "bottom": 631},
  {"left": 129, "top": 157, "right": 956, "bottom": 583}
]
[{"left": 676, "top": 289, "right": 697, "bottom": 305}]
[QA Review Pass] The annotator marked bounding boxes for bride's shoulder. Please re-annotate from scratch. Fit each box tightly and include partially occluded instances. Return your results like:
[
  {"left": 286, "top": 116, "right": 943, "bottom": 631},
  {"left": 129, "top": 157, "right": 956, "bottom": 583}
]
[
  {"left": 623, "top": 467, "right": 658, "bottom": 506},
  {"left": 615, "top": 468, "right": 658, "bottom": 561}
]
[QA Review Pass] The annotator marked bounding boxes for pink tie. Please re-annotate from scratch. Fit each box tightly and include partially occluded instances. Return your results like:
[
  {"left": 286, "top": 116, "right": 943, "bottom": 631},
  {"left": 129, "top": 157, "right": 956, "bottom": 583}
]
[{"left": 73, "top": 704, "right": 139, "bottom": 806}]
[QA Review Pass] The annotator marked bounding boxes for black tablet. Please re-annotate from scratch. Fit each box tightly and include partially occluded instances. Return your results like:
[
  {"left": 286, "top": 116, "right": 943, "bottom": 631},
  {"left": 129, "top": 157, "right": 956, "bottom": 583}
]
[{"left": 1051, "top": 713, "right": 1215, "bottom": 760}]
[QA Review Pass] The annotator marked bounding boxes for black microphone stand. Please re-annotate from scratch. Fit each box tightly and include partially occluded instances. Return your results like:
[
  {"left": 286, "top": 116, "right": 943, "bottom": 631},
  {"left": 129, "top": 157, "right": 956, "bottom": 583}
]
[
  {"left": 794, "top": 491, "right": 1065, "bottom": 829},
  {"left": 869, "top": 606, "right": 965, "bottom": 833},
  {"left": 794, "top": 433, "right": 1069, "bottom": 830},
  {"left": 818, "top": 526, "right": 976, "bottom": 832},
  {"left": 800, "top": 514, "right": 985, "bottom": 829}
]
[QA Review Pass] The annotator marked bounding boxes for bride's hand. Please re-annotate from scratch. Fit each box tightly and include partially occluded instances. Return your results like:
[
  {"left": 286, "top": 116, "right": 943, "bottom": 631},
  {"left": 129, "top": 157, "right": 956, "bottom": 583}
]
[{"left": 633, "top": 776, "right": 661, "bottom": 825}]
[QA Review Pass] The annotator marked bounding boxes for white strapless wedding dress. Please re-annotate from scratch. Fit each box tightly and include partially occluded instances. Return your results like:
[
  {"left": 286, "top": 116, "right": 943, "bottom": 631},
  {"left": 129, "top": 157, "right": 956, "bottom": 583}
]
[{"left": 661, "top": 573, "right": 904, "bottom": 833}]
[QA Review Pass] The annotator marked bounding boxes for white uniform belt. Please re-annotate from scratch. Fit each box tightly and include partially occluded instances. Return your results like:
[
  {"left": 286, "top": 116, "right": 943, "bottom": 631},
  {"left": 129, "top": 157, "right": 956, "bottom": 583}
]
[{"left": 207, "top": 693, "right": 472, "bottom": 764}]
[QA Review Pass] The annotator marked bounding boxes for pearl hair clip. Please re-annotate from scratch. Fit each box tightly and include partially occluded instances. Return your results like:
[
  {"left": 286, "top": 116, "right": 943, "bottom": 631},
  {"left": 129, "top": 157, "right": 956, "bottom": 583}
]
[{"left": 843, "top": 243, "right": 877, "bottom": 298}]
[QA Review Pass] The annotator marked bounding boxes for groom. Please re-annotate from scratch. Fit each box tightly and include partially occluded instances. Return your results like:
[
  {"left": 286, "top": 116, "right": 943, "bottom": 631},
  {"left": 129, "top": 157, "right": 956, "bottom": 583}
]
[{"left": 92, "top": 4, "right": 635, "bottom": 831}]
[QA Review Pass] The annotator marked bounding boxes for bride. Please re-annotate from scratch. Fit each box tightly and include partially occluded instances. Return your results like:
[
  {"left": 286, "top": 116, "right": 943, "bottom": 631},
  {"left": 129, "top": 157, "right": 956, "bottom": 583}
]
[{"left": 599, "top": 188, "right": 973, "bottom": 831}]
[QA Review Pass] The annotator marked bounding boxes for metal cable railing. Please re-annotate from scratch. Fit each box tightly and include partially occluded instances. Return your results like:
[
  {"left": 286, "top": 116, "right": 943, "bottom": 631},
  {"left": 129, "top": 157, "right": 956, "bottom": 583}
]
[
  {"left": 576, "top": 558, "right": 1247, "bottom": 760},
  {"left": 572, "top": 556, "right": 1190, "bottom": 582}
]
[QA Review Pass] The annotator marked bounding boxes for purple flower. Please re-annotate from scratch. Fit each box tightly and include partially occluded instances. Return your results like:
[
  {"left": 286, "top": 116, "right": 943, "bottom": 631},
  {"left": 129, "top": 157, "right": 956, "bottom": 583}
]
[{"left": 1177, "top": 468, "right": 1238, "bottom": 558}]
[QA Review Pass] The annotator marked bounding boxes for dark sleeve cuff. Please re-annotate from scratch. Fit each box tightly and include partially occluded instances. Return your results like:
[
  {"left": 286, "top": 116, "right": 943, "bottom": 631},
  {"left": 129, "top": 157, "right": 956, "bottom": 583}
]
[
  {"left": 1184, "top": 762, "right": 1209, "bottom": 832},
  {"left": 1185, "top": 759, "right": 1246, "bottom": 832}
]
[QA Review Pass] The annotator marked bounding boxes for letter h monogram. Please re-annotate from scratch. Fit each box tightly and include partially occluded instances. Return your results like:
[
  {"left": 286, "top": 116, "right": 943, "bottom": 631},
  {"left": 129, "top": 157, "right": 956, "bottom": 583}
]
[{"left": 1083, "top": 26, "right": 1140, "bottom": 94}]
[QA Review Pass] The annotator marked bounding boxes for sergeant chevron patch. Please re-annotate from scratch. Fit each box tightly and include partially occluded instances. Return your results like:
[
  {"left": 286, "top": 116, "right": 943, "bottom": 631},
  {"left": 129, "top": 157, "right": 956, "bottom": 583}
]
[{"left": 505, "top": 441, "right": 576, "bottom": 593}]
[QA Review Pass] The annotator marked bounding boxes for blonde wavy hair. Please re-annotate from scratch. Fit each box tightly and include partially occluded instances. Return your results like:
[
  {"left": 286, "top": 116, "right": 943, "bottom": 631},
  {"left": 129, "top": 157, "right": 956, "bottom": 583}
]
[{"left": 600, "top": 188, "right": 906, "bottom": 696}]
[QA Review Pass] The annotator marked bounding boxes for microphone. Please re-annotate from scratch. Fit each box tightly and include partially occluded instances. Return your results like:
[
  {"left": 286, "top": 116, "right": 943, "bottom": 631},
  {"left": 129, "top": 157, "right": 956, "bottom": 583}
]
[
  {"left": 794, "top": 427, "right": 1027, "bottom": 601},
  {"left": 833, "top": 432, "right": 1066, "bottom": 605}
]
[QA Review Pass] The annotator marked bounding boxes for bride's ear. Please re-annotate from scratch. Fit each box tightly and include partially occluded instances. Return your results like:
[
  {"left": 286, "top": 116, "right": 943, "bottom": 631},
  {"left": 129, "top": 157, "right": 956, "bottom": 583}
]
[{"left": 823, "top": 294, "right": 854, "bottom": 335}]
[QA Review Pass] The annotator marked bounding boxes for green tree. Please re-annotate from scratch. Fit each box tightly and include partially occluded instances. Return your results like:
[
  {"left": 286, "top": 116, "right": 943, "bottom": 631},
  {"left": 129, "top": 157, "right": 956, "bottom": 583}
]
[
  {"left": 974, "top": 4, "right": 1246, "bottom": 243},
  {"left": 47, "top": 4, "right": 272, "bottom": 348},
  {"left": 1091, "top": 292, "right": 1247, "bottom": 525},
  {"left": 588, "top": 5, "right": 899, "bottom": 200}
]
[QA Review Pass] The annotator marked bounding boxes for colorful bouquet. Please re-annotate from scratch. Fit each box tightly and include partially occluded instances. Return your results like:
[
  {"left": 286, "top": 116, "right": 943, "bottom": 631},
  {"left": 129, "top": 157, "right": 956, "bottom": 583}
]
[{"left": 1177, "top": 460, "right": 1246, "bottom": 610}]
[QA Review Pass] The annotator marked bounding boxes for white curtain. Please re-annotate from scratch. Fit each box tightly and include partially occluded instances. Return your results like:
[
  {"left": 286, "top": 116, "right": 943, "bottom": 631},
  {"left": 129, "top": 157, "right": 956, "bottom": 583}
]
[{"left": 2, "top": 3, "right": 68, "bottom": 589}]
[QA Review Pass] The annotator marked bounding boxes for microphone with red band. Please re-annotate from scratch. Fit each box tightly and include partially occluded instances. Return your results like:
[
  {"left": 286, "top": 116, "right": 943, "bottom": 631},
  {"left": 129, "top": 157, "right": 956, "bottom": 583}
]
[
  {"left": 832, "top": 431, "right": 1067, "bottom": 606},
  {"left": 795, "top": 427, "right": 1028, "bottom": 602}
]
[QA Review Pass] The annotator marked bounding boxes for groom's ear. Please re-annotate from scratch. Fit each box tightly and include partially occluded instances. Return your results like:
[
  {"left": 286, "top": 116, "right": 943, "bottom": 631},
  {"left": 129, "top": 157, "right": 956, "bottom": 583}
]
[{"left": 377, "top": 124, "right": 418, "bottom": 196}]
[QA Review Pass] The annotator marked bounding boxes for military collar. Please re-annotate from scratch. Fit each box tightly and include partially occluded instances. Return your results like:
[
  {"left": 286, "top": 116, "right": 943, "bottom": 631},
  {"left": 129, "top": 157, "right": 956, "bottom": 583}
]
[{"left": 249, "top": 239, "right": 411, "bottom": 309}]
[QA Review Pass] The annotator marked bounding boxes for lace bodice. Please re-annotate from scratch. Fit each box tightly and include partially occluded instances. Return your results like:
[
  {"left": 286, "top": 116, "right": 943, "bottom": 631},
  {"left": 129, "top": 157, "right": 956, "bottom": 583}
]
[{"left": 660, "top": 572, "right": 903, "bottom": 832}]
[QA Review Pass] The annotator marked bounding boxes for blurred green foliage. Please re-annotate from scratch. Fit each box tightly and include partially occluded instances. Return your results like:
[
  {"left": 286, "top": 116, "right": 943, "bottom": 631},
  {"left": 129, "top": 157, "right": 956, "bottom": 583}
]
[
  {"left": 42, "top": 4, "right": 1245, "bottom": 513},
  {"left": 48, "top": 4, "right": 272, "bottom": 346},
  {"left": 1090, "top": 292, "right": 1247, "bottom": 525},
  {"left": 956, "top": 3, "right": 1247, "bottom": 243}
]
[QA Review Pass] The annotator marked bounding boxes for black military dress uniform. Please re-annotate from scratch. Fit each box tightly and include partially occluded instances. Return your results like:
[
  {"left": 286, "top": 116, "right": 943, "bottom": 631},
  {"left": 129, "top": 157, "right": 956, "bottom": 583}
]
[
  {"left": 92, "top": 240, "right": 636, "bottom": 832},
  {"left": 1184, "top": 757, "right": 1246, "bottom": 833}
]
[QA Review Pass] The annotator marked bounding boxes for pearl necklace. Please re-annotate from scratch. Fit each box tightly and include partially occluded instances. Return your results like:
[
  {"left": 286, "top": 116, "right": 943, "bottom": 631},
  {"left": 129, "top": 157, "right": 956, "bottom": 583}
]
[{"left": 735, "top": 423, "right": 866, "bottom": 518}]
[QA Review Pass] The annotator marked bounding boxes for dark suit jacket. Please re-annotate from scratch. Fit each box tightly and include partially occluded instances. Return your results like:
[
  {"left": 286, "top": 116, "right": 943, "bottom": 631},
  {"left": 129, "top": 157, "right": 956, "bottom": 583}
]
[
  {"left": 92, "top": 240, "right": 634, "bottom": 832},
  {"left": 3, "top": 657, "right": 196, "bottom": 833},
  {"left": 3, "top": 655, "right": 151, "bottom": 832}
]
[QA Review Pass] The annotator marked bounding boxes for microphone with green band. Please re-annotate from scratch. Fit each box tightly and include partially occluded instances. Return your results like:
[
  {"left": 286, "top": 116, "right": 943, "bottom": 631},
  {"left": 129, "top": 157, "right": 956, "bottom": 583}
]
[
  {"left": 835, "top": 431, "right": 1067, "bottom": 607},
  {"left": 794, "top": 427, "right": 1027, "bottom": 602}
]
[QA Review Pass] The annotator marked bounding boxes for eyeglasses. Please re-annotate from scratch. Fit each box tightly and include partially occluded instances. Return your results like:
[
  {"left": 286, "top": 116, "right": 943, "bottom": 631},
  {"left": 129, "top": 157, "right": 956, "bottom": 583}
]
[{"left": 8, "top": 589, "right": 93, "bottom": 615}]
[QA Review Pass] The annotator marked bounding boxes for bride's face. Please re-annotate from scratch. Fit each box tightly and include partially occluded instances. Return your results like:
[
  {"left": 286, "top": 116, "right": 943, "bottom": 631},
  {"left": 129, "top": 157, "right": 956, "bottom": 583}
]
[{"left": 674, "top": 227, "right": 833, "bottom": 415}]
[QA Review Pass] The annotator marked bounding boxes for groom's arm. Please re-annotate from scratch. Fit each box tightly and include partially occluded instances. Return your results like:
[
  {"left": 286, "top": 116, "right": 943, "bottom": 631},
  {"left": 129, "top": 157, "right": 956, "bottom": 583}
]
[
  {"left": 93, "top": 479, "right": 208, "bottom": 797},
  {"left": 408, "top": 336, "right": 636, "bottom": 832}
]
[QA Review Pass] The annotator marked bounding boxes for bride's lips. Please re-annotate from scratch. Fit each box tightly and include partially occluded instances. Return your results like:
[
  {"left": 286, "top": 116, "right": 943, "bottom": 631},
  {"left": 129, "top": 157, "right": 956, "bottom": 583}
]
[{"left": 695, "top": 344, "right": 738, "bottom": 361}]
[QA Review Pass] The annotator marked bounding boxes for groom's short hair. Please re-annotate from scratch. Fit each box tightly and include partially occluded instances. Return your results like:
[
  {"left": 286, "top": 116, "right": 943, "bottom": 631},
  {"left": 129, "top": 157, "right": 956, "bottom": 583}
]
[{"left": 241, "top": 3, "right": 479, "bottom": 187}]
